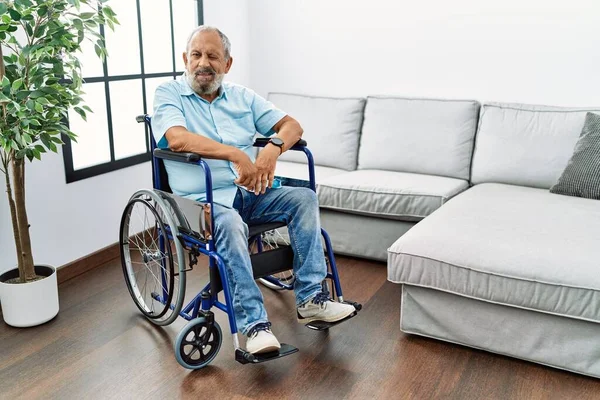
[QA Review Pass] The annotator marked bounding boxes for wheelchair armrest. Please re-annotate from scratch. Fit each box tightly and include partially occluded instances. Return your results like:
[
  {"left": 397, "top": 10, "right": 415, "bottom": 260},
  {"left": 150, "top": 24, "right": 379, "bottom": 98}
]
[
  {"left": 253, "top": 138, "right": 307, "bottom": 150},
  {"left": 153, "top": 148, "right": 201, "bottom": 164}
]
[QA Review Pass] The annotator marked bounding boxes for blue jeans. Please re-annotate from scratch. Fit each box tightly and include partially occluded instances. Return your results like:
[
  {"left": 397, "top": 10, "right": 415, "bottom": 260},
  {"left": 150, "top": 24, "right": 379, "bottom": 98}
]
[{"left": 213, "top": 186, "right": 327, "bottom": 336}]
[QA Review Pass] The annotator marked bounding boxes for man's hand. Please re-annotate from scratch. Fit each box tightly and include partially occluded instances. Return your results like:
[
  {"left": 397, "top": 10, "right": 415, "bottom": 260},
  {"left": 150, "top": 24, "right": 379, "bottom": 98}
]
[
  {"left": 232, "top": 149, "right": 259, "bottom": 193},
  {"left": 254, "top": 144, "right": 280, "bottom": 194}
]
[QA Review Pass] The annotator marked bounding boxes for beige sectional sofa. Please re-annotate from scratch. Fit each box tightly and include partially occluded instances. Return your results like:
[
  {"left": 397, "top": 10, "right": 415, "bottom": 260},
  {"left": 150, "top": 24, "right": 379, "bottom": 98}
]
[{"left": 270, "top": 92, "right": 600, "bottom": 378}]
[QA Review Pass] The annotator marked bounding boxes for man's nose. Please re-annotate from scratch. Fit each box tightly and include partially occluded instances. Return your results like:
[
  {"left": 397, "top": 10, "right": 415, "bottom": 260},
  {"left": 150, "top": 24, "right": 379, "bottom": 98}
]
[{"left": 197, "top": 55, "right": 210, "bottom": 67}]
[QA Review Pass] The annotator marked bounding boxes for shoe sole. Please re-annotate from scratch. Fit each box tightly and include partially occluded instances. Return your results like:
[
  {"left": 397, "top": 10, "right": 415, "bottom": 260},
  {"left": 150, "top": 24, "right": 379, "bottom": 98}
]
[
  {"left": 249, "top": 344, "right": 281, "bottom": 354},
  {"left": 297, "top": 307, "right": 355, "bottom": 324}
]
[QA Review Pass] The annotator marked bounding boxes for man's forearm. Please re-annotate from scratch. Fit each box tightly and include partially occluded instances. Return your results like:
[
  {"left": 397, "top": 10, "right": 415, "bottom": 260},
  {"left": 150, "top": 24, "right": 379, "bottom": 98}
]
[
  {"left": 272, "top": 118, "right": 303, "bottom": 154},
  {"left": 165, "top": 126, "right": 242, "bottom": 162}
]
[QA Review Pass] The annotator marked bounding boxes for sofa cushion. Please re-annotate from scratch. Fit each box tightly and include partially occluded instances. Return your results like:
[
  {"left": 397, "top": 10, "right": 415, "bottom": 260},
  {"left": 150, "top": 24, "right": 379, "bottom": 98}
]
[
  {"left": 471, "top": 102, "right": 600, "bottom": 189},
  {"left": 267, "top": 92, "right": 365, "bottom": 170},
  {"left": 550, "top": 112, "right": 600, "bottom": 199},
  {"left": 274, "top": 160, "right": 347, "bottom": 183},
  {"left": 388, "top": 183, "right": 600, "bottom": 323},
  {"left": 358, "top": 96, "right": 480, "bottom": 180},
  {"left": 317, "top": 170, "right": 468, "bottom": 222}
]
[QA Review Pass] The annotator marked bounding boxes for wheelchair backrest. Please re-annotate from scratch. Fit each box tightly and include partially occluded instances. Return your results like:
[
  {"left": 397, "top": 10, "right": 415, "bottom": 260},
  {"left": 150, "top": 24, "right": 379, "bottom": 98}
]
[{"left": 137, "top": 114, "right": 173, "bottom": 194}]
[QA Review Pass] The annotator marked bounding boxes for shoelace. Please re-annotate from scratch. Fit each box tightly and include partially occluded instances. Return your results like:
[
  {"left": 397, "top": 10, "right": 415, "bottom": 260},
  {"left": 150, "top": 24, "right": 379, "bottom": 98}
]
[
  {"left": 248, "top": 321, "right": 272, "bottom": 338},
  {"left": 311, "top": 292, "right": 330, "bottom": 306}
]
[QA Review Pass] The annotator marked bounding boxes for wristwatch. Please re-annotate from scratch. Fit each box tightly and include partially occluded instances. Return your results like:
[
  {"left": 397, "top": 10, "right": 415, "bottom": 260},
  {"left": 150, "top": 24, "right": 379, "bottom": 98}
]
[{"left": 268, "top": 137, "right": 284, "bottom": 154}]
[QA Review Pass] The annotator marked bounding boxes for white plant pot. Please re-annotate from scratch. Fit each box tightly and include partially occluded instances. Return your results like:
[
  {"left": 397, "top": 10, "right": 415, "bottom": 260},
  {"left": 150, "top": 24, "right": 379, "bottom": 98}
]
[{"left": 0, "top": 265, "right": 60, "bottom": 327}]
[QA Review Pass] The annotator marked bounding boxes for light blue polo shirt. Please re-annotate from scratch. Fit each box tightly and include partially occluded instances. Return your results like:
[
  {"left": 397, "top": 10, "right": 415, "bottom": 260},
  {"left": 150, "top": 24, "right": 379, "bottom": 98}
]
[{"left": 151, "top": 73, "right": 287, "bottom": 207}]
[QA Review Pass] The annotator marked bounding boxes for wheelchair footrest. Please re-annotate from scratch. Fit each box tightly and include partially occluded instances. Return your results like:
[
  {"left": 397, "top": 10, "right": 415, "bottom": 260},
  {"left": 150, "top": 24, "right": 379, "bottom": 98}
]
[{"left": 235, "top": 343, "right": 298, "bottom": 365}]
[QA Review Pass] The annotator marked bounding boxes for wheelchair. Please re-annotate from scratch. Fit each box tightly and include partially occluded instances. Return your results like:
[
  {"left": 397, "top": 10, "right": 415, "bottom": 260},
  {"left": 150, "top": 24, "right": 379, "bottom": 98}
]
[{"left": 118, "top": 114, "right": 362, "bottom": 370}]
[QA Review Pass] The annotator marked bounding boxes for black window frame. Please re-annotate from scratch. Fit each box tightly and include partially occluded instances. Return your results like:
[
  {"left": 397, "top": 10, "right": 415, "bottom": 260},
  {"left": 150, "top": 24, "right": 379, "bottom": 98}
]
[{"left": 62, "top": 0, "right": 204, "bottom": 183}]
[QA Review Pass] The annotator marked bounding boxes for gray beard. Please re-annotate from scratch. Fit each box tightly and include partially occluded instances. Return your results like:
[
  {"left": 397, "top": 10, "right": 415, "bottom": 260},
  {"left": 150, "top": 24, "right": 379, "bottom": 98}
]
[{"left": 186, "top": 72, "right": 224, "bottom": 95}]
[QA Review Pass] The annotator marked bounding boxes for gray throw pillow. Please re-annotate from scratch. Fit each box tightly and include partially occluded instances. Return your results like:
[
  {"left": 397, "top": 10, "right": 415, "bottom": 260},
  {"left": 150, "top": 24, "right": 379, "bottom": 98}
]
[{"left": 550, "top": 112, "right": 600, "bottom": 199}]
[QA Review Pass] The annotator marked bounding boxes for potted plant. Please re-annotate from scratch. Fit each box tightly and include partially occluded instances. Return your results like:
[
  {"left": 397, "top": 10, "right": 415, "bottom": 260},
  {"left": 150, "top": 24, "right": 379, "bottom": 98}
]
[{"left": 0, "top": 0, "right": 117, "bottom": 327}]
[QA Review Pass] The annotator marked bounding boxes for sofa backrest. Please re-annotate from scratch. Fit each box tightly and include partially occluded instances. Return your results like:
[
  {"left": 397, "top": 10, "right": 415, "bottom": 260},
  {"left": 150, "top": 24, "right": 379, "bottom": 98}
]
[
  {"left": 267, "top": 92, "right": 366, "bottom": 170},
  {"left": 471, "top": 102, "right": 600, "bottom": 189},
  {"left": 357, "top": 96, "right": 480, "bottom": 180}
]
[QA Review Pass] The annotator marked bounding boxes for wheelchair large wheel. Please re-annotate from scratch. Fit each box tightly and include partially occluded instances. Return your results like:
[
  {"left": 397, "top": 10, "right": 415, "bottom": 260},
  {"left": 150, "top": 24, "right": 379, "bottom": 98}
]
[
  {"left": 255, "top": 229, "right": 295, "bottom": 290},
  {"left": 120, "top": 189, "right": 186, "bottom": 326},
  {"left": 175, "top": 317, "right": 222, "bottom": 369}
]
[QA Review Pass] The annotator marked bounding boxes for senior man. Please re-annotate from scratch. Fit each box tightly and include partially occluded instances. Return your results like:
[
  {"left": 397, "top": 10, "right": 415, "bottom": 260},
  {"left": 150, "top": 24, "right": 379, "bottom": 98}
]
[{"left": 151, "top": 26, "right": 355, "bottom": 354}]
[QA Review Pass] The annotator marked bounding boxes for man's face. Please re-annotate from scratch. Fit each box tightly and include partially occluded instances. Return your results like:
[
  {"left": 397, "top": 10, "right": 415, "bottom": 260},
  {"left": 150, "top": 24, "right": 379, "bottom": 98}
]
[{"left": 183, "top": 31, "right": 232, "bottom": 96}]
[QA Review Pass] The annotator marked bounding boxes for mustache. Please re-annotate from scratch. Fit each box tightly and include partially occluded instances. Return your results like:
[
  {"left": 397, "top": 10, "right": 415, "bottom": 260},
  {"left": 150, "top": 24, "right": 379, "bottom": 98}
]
[{"left": 194, "top": 67, "right": 216, "bottom": 76}]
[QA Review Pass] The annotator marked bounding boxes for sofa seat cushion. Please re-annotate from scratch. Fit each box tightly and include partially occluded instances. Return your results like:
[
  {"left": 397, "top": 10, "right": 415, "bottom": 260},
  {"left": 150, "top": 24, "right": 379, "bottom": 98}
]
[
  {"left": 388, "top": 183, "right": 600, "bottom": 323},
  {"left": 317, "top": 170, "right": 469, "bottom": 222},
  {"left": 275, "top": 161, "right": 347, "bottom": 183}
]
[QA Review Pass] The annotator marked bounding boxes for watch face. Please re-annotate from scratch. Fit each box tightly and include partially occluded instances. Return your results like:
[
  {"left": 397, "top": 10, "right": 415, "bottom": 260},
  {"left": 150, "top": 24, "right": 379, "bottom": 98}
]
[{"left": 271, "top": 138, "right": 284, "bottom": 146}]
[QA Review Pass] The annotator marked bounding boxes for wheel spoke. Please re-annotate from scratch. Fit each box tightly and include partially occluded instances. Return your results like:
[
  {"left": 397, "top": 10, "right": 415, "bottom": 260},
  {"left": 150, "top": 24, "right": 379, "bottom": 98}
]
[{"left": 121, "top": 195, "right": 183, "bottom": 325}]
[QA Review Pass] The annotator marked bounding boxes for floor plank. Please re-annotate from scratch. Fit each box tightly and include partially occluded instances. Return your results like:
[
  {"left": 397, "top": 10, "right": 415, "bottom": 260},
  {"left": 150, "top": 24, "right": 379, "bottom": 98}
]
[{"left": 1, "top": 255, "right": 599, "bottom": 400}]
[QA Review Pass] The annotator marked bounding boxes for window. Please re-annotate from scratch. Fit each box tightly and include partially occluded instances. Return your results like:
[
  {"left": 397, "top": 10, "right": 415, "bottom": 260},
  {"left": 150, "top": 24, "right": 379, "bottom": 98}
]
[{"left": 62, "top": 0, "right": 203, "bottom": 183}]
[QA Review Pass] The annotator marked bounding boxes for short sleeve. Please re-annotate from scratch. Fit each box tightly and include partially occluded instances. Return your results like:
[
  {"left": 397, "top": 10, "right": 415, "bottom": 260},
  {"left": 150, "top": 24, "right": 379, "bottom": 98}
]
[
  {"left": 250, "top": 91, "right": 287, "bottom": 137},
  {"left": 151, "top": 83, "right": 188, "bottom": 149}
]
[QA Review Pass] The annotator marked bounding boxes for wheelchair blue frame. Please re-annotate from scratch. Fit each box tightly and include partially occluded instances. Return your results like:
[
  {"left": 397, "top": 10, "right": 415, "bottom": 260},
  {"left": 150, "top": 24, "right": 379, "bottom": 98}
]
[{"left": 132, "top": 114, "right": 358, "bottom": 367}]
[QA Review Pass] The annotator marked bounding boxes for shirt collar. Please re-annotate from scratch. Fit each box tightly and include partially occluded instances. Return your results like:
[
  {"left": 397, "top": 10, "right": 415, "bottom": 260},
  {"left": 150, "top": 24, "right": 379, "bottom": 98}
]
[{"left": 178, "top": 72, "right": 228, "bottom": 102}]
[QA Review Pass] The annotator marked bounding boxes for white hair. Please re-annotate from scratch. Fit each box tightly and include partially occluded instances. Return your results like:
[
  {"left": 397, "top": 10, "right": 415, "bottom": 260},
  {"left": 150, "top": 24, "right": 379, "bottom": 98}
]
[{"left": 186, "top": 25, "right": 231, "bottom": 60}]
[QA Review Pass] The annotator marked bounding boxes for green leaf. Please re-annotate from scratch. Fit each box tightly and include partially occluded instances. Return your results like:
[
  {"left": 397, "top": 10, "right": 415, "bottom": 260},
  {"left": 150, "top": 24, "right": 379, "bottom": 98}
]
[
  {"left": 9, "top": 9, "right": 21, "bottom": 21},
  {"left": 15, "top": 0, "right": 34, "bottom": 7},
  {"left": 37, "top": 5, "right": 48, "bottom": 17},
  {"left": 73, "top": 106, "right": 86, "bottom": 121},
  {"left": 36, "top": 97, "right": 51, "bottom": 106},
  {"left": 34, "top": 102, "right": 43, "bottom": 113},
  {"left": 94, "top": 43, "right": 102, "bottom": 58},
  {"left": 29, "top": 90, "right": 44, "bottom": 98},
  {"left": 0, "top": 3, "right": 7, "bottom": 15},
  {"left": 11, "top": 78, "right": 23, "bottom": 91},
  {"left": 102, "top": 6, "right": 115, "bottom": 18},
  {"left": 80, "top": 12, "right": 95, "bottom": 20},
  {"left": 25, "top": 22, "right": 33, "bottom": 36}
]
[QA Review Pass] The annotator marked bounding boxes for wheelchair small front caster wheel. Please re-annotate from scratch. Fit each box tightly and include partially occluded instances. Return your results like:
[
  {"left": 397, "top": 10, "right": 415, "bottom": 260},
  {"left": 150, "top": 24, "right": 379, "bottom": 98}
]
[{"left": 175, "top": 317, "right": 222, "bottom": 370}]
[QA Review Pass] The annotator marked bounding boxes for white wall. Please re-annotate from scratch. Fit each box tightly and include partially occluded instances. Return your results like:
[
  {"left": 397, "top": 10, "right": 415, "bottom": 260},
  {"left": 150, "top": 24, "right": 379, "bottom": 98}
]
[
  {"left": 0, "top": 0, "right": 250, "bottom": 272},
  {"left": 248, "top": 0, "right": 600, "bottom": 107},
  {"left": 204, "top": 0, "right": 251, "bottom": 87}
]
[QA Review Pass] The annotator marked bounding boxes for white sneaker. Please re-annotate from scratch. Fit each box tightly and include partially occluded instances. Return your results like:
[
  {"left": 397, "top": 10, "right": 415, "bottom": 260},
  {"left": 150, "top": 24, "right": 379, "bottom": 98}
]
[
  {"left": 297, "top": 292, "right": 356, "bottom": 323},
  {"left": 246, "top": 323, "right": 281, "bottom": 354}
]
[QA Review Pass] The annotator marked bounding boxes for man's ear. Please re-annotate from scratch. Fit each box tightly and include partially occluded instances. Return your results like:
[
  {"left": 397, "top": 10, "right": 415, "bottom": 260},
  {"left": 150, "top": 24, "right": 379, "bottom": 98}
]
[
  {"left": 224, "top": 56, "right": 233, "bottom": 73},
  {"left": 182, "top": 52, "right": 188, "bottom": 66}
]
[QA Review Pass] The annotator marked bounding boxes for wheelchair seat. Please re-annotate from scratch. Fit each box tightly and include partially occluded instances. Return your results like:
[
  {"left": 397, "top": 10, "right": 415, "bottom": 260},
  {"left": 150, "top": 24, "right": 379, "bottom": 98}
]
[{"left": 248, "top": 221, "right": 287, "bottom": 238}]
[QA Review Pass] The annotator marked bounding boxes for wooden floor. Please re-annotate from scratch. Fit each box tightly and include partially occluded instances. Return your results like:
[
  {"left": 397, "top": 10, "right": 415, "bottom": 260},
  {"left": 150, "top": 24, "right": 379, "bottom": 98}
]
[{"left": 1, "top": 255, "right": 600, "bottom": 400}]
